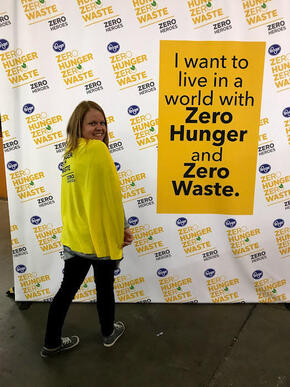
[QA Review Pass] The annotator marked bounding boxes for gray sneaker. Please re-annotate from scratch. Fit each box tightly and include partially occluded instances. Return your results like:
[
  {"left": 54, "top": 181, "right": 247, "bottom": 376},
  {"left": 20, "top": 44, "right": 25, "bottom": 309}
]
[
  {"left": 103, "top": 321, "right": 125, "bottom": 347},
  {"left": 40, "top": 335, "right": 80, "bottom": 358}
]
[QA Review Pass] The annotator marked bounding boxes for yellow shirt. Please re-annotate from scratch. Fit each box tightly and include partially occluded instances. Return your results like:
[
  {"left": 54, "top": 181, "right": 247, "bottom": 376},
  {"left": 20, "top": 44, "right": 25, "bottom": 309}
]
[{"left": 61, "top": 138, "right": 124, "bottom": 260}]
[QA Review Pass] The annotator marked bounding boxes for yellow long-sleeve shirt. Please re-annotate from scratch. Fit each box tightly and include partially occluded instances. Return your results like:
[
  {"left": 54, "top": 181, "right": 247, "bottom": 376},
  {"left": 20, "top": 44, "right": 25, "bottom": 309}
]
[{"left": 61, "top": 138, "right": 124, "bottom": 260}]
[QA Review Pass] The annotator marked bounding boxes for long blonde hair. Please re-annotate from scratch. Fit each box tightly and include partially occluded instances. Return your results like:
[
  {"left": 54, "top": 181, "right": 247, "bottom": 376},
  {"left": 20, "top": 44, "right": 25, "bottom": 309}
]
[{"left": 65, "top": 101, "right": 109, "bottom": 154}]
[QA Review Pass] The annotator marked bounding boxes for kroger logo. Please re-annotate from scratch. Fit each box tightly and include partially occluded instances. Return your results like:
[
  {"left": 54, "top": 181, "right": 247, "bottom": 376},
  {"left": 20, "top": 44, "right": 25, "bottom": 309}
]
[
  {"left": 53, "top": 40, "right": 65, "bottom": 52},
  {"left": 259, "top": 164, "right": 271, "bottom": 174},
  {"left": 107, "top": 41, "right": 120, "bottom": 53},
  {"left": 23, "top": 103, "right": 35, "bottom": 114},
  {"left": 282, "top": 107, "right": 290, "bottom": 118},
  {"left": 16, "top": 264, "right": 26, "bottom": 274},
  {"left": 58, "top": 162, "right": 63, "bottom": 171},
  {"left": 224, "top": 218, "right": 237, "bottom": 228},
  {"left": 268, "top": 44, "right": 281, "bottom": 56},
  {"left": 273, "top": 218, "right": 284, "bottom": 228},
  {"left": 204, "top": 268, "right": 215, "bottom": 278},
  {"left": 7, "top": 161, "right": 18, "bottom": 171},
  {"left": 176, "top": 217, "right": 187, "bottom": 227},
  {"left": 114, "top": 268, "right": 121, "bottom": 276},
  {"left": 252, "top": 270, "right": 263, "bottom": 280},
  {"left": 128, "top": 216, "right": 139, "bottom": 226},
  {"left": 127, "top": 105, "right": 140, "bottom": 116},
  {"left": 157, "top": 268, "right": 168, "bottom": 277},
  {"left": 115, "top": 162, "right": 121, "bottom": 171},
  {"left": 30, "top": 216, "right": 41, "bottom": 225},
  {"left": 0, "top": 39, "right": 9, "bottom": 51}
]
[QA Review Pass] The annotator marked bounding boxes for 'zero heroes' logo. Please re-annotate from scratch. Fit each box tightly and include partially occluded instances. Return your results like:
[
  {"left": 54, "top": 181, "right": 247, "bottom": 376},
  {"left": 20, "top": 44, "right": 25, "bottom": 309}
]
[
  {"left": 128, "top": 105, "right": 140, "bottom": 116},
  {"left": 115, "top": 162, "right": 121, "bottom": 171},
  {"left": 282, "top": 107, "right": 290, "bottom": 118},
  {"left": 30, "top": 216, "right": 41, "bottom": 225},
  {"left": 23, "top": 104, "right": 35, "bottom": 114},
  {"left": 259, "top": 164, "right": 271, "bottom": 174},
  {"left": 16, "top": 264, "right": 26, "bottom": 273},
  {"left": 157, "top": 268, "right": 168, "bottom": 277},
  {"left": 224, "top": 218, "right": 236, "bottom": 228},
  {"left": 252, "top": 270, "right": 263, "bottom": 280},
  {"left": 268, "top": 44, "right": 281, "bottom": 56},
  {"left": 128, "top": 216, "right": 139, "bottom": 226},
  {"left": 176, "top": 217, "right": 187, "bottom": 227},
  {"left": 53, "top": 40, "right": 65, "bottom": 52},
  {"left": 204, "top": 268, "right": 215, "bottom": 278},
  {"left": 273, "top": 219, "right": 284, "bottom": 228},
  {"left": 107, "top": 42, "right": 120, "bottom": 53},
  {"left": 7, "top": 161, "right": 18, "bottom": 171},
  {"left": 0, "top": 39, "right": 9, "bottom": 51}
]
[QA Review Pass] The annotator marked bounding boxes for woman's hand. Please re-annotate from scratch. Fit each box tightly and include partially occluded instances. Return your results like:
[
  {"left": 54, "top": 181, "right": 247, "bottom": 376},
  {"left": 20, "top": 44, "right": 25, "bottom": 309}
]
[{"left": 122, "top": 228, "right": 133, "bottom": 247}]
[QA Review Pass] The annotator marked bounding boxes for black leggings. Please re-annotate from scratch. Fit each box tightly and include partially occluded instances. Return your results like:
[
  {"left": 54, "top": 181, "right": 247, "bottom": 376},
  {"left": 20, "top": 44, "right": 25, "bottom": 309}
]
[{"left": 44, "top": 256, "right": 116, "bottom": 348}]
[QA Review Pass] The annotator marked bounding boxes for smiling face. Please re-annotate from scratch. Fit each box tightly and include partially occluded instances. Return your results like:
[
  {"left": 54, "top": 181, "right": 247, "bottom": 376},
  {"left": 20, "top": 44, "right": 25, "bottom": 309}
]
[{"left": 81, "top": 108, "right": 107, "bottom": 141}]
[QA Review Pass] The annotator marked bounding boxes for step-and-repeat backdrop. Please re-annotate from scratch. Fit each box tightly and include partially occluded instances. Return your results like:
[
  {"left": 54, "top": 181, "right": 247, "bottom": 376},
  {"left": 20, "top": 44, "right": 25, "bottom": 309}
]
[{"left": 0, "top": 0, "right": 289, "bottom": 303}]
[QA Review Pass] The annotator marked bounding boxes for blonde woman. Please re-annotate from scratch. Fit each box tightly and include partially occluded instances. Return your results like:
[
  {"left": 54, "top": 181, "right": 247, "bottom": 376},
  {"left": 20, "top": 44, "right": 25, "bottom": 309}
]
[{"left": 41, "top": 101, "right": 133, "bottom": 357}]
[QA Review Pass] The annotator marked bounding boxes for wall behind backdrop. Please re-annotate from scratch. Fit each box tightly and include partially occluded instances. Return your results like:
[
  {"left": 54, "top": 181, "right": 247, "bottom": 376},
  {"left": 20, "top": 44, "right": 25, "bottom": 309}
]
[{"left": 0, "top": 0, "right": 289, "bottom": 303}]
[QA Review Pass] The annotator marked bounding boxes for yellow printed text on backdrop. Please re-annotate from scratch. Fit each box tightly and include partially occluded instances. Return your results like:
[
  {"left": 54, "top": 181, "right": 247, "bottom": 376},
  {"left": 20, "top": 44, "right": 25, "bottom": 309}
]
[{"left": 157, "top": 41, "right": 265, "bottom": 214}]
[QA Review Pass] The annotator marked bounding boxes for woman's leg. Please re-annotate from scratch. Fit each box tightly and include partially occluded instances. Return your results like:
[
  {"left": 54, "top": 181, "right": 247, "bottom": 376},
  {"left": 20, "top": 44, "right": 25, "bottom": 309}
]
[
  {"left": 92, "top": 260, "right": 116, "bottom": 337},
  {"left": 44, "top": 256, "right": 91, "bottom": 348}
]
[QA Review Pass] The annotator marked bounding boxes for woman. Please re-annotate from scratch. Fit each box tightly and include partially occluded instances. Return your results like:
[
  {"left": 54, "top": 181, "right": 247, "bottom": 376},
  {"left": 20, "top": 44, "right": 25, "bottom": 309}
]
[{"left": 41, "top": 101, "right": 133, "bottom": 358}]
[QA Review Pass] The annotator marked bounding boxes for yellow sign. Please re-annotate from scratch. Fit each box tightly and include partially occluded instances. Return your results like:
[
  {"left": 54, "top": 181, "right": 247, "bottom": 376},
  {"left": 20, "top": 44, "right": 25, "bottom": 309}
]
[{"left": 157, "top": 41, "right": 265, "bottom": 214}]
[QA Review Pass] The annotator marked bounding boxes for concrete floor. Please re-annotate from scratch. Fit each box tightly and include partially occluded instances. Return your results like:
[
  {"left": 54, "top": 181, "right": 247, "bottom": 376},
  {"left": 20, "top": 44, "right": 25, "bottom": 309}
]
[{"left": 1, "top": 200, "right": 290, "bottom": 387}]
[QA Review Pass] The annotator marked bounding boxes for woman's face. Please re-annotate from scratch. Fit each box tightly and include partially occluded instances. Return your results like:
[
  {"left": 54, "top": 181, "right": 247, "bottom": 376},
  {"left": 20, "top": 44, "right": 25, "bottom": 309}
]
[{"left": 81, "top": 108, "right": 106, "bottom": 141}]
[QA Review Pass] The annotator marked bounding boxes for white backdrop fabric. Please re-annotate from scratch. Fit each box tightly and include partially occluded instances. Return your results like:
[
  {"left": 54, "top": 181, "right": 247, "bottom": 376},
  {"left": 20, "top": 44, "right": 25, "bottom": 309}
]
[{"left": 0, "top": 0, "right": 289, "bottom": 303}]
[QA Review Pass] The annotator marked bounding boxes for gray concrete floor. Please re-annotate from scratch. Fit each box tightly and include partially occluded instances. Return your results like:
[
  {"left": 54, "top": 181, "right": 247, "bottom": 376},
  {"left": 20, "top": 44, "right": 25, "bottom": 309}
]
[{"left": 1, "top": 200, "right": 290, "bottom": 387}]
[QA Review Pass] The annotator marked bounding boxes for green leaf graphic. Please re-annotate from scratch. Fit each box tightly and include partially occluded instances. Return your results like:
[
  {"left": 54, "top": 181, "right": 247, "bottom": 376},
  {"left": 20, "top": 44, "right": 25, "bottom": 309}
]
[
  {"left": 39, "top": 0, "right": 45, "bottom": 3},
  {"left": 272, "top": 288, "right": 277, "bottom": 293},
  {"left": 261, "top": 3, "right": 266, "bottom": 8},
  {"left": 148, "top": 236, "right": 153, "bottom": 240},
  {"left": 30, "top": 181, "right": 34, "bottom": 186},
  {"left": 150, "top": 127, "right": 155, "bottom": 132},
  {"left": 224, "top": 287, "right": 229, "bottom": 291},
  {"left": 130, "top": 285, "right": 134, "bottom": 290},
  {"left": 196, "top": 236, "right": 201, "bottom": 241},
  {"left": 151, "top": 1, "right": 157, "bottom": 6},
  {"left": 84, "top": 283, "right": 88, "bottom": 288},
  {"left": 46, "top": 125, "right": 51, "bottom": 130},
  {"left": 77, "top": 64, "right": 82, "bottom": 70},
  {"left": 21, "top": 63, "right": 27, "bottom": 68},
  {"left": 245, "top": 238, "right": 249, "bottom": 242},
  {"left": 52, "top": 235, "right": 56, "bottom": 239},
  {"left": 206, "top": 2, "right": 212, "bottom": 7},
  {"left": 96, "top": 0, "right": 101, "bottom": 5},
  {"left": 130, "top": 65, "right": 136, "bottom": 70},
  {"left": 36, "top": 283, "right": 40, "bottom": 287},
  {"left": 130, "top": 182, "right": 135, "bottom": 186},
  {"left": 279, "top": 184, "right": 284, "bottom": 188},
  {"left": 177, "top": 286, "right": 181, "bottom": 291}
]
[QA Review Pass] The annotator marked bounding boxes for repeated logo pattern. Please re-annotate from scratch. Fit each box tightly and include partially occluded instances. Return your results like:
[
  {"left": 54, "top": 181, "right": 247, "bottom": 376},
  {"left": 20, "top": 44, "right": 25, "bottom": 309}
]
[{"left": 0, "top": 1, "right": 289, "bottom": 302}]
